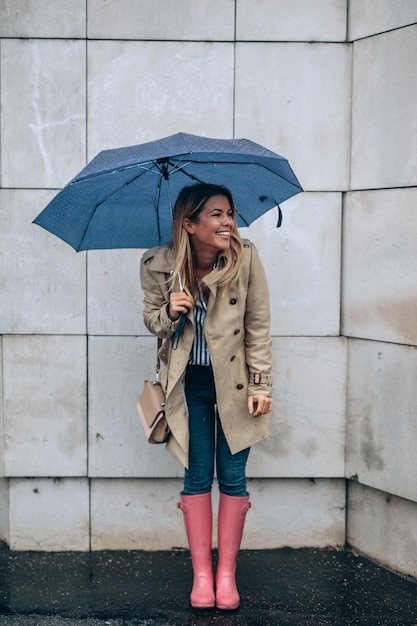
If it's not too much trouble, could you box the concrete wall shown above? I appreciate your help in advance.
[0,0,416,579]
[344,0,417,579]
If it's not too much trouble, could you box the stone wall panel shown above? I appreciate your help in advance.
[236,0,347,42]
[88,335,180,477]
[0,0,86,38]
[348,0,417,40]
[249,337,347,478]
[1,39,86,188]
[87,249,146,336]
[3,336,87,477]
[88,0,234,40]
[342,189,417,346]
[0,190,86,335]
[346,339,417,503]
[9,478,89,551]
[351,26,417,189]
[91,478,346,550]
[87,41,234,158]
[241,192,342,337]
[347,481,417,579]
[235,42,352,192]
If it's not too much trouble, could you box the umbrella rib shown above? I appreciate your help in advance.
[74,160,162,183]
[153,158,193,234]
[154,175,163,245]
[77,168,148,249]
[174,168,206,185]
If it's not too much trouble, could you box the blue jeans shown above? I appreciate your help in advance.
[182,364,250,496]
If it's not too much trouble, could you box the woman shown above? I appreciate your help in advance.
[140,183,273,610]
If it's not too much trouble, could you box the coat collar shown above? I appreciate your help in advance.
[143,244,228,295]
[143,242,250,297]
[142,244,176,272]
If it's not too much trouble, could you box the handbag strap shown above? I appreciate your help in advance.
[156,337,162,382]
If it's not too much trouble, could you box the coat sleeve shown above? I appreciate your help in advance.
[244,243,273,397]
[140,253,179,339]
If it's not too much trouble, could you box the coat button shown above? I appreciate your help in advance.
[230,355,236,361]
[229,298,237,305]
[236,383,244,390]
[233,328,240,335]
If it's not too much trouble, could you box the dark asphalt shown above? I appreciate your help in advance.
[0,547,417,626]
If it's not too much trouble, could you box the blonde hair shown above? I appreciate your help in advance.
[172,183,244,297]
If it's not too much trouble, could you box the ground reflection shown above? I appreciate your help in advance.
[191,610,243,626]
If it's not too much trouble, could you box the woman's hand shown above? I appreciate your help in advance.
[168,291,194,321]
[248,394,272,418]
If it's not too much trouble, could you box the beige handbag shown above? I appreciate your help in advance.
[137,339,170,444]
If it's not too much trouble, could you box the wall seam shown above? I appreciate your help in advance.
[232,0,237,138]
[85,0,91,552]
[348,22,417,43]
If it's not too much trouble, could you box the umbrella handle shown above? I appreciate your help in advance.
[170,273,185,351]
[276,205,282,228]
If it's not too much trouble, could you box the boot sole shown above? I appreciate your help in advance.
[215,602,239,610]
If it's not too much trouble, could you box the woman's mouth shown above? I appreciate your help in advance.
[216,231,230,237]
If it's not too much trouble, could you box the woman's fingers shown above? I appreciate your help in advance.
[168,291,193,319]
[248,394,272,417]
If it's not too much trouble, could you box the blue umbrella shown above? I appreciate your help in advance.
[33,132,303,250]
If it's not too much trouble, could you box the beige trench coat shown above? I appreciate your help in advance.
[140,239,273,468]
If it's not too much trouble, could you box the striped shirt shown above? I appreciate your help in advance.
[188,279,211,366]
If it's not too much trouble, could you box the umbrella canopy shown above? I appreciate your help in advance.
[33,132,303,250]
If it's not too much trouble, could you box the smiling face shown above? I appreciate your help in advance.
[183,194,235,256]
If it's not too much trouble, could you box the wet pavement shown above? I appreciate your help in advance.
[0,547,417,626]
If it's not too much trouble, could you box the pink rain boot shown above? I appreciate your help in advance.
[177,492,215,609]
[215,493,251,610]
